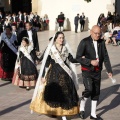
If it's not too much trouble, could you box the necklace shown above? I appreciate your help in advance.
[55,44,63,53]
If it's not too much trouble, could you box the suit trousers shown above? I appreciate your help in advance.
[75,24,78,32]
[82,70,101,101]
[80,21,85,31]
[58,22,64,27]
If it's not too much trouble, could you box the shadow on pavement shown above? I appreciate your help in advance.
[0,81,11,87]
[0,99,31,116]
[97,85,120,116]
[84,84,120,119]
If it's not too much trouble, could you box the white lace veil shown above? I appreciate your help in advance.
[31,34,55,103]
[31,32,79,113]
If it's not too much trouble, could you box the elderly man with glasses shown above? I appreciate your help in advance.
[76,25,113,120]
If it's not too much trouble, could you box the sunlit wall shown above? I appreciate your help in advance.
[34,0,115,31]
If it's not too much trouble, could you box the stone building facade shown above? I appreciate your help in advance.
[0,0,116,31]
[32,0,115,30]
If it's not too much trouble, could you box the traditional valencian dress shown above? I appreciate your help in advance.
[0,32,18,79]
[12,43,39,87]
[30,37,79,116]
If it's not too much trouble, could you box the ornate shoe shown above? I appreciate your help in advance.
[79,111,85,119]
[90,115,103,120]
[51,115,57,118]
[26,87,30,91]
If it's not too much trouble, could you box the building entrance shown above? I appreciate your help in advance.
[116,0,120,15]
[11,0,32,14]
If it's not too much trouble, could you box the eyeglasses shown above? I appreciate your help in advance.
[92,30,101,36]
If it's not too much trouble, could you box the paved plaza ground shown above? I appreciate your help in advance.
[0,31,120,120]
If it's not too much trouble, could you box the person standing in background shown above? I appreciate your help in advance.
[43,14,49,30]
[80,12,86,32]
[23,12,29,24]
[74,14,79,33]
[57,12,65,31]
[0,26,18,81]
[18,22,40,55]
[18,11,24,33]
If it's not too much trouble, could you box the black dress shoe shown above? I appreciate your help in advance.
[90,115,103,120]
[51,115,57,118]
[79,111,85,119]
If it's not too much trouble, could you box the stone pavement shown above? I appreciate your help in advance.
[0,31,120,120]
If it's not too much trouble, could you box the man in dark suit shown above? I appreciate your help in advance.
[18,22,39,54]
[11,23,20,38]
[18,11,24,33]
[33,12,40,31]
[74,14,79,33]
[23,12,29,23]
[80,12,85,32]
[57,12,65,31]
[0,11,3,21]
[76,25,112,120]
[33,12,40,22]
[11,13,18,24]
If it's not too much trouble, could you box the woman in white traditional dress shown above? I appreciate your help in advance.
[30,32,79,120]
[12,37,39,90]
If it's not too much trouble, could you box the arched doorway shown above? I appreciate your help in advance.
[11,0,32,14]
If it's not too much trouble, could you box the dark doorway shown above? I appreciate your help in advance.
[115,0,120,15]
[11,0,32,14]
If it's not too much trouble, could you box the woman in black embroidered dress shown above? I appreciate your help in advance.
[30,32,79,120]
[0,26,18,80]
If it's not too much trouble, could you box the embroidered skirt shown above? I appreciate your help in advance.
[30,63,79,116]
[0,51,14,79]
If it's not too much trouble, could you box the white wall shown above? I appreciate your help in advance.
[37,0,115,31]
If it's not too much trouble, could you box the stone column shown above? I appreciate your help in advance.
[32,0,38,13]
[4,0,12,12]
[37,0,42,15]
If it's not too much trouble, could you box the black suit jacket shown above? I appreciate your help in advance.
[18,14,24,21]
[33,15,40,22]
[0,15,3,21]
[11,16,18,22]
[74,16,79,25]
[57,14,65,22]
[76,36,112,73]
[23,15,29,23]
[18,29,39,51]
[80,15,85,23]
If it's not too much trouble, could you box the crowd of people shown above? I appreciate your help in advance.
[97,11,120,46]
[0,10,116,120]
[0,11,49,34]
